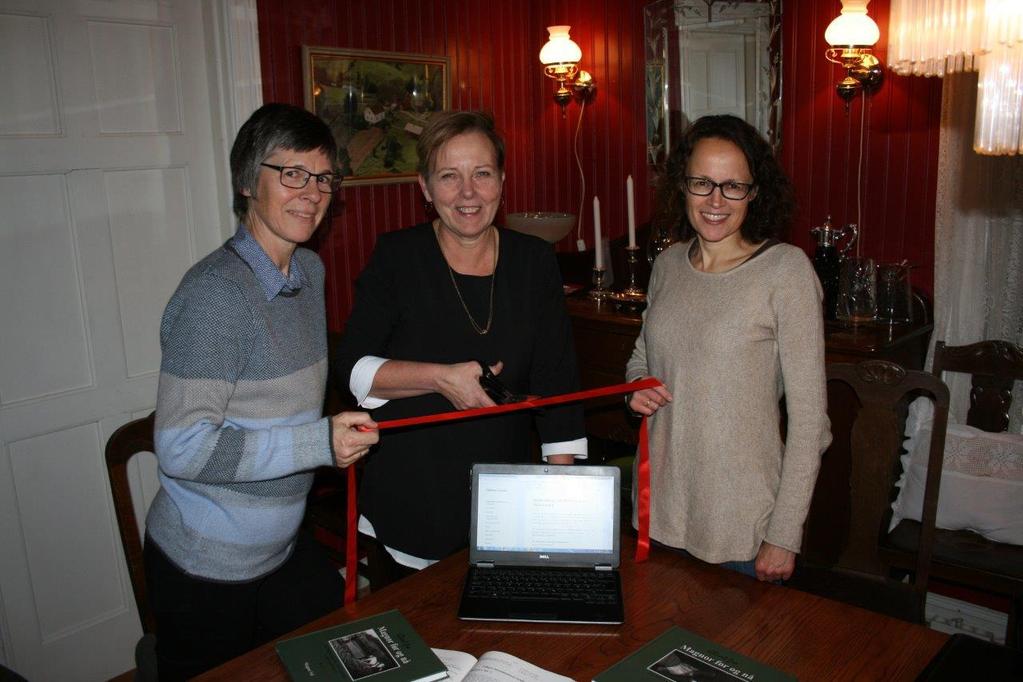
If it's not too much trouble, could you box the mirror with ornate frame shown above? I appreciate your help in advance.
[644,0,782,166]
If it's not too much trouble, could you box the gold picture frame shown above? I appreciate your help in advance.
[302,46,450,186]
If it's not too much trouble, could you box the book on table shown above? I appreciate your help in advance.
[432,649,573,682]
[592,626,796,682]
[275,609,447,681]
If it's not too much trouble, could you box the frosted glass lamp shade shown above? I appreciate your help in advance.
[539,26,581,67]
[825,1,881,47]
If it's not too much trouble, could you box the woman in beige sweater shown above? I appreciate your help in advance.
[627,115,831,582]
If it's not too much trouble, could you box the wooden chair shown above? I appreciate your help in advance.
[106,413,157,634]
[105,412,158,681]
[881,340,1023,648]
[790,360,950,624]
[932,340,1022,432]
[106,410,350,619]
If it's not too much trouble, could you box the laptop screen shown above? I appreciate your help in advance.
[468,464,621,568]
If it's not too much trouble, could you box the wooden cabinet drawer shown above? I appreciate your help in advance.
[572,323,636,383]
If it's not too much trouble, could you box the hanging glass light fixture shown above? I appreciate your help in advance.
[888,0,1023,155]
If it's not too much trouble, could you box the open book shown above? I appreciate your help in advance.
[433,649,573,682]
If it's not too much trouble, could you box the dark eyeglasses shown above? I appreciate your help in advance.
[683,176,755,200]
[260,163,339,193]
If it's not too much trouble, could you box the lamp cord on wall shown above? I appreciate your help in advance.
[575,98,588,248]
[856,88,866,259]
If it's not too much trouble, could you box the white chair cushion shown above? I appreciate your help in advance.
[890,397,1023,545]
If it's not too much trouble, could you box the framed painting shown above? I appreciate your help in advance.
[302,46,450,186]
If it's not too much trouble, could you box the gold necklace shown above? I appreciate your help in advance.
[443,227,498,335]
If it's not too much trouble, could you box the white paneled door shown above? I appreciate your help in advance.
[0,1,231,679]
[680,29,748,122]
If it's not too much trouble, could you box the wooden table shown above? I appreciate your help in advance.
[197,537,946,681]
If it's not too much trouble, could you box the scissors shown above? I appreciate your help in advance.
[476,360,536,404]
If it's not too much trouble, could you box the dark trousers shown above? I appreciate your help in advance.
[143,531,343,681]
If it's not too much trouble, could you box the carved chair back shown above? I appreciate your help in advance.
[826,361,950,582]
[791,360,949,623]
[931,340,1023,432]
[907,339,1023,648]
[104,412,157,634]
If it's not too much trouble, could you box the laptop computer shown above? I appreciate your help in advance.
[457,463,624,624]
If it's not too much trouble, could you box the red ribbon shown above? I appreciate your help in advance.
[343,377,661,604]
[345,446,358,602]
[635,415,651,562]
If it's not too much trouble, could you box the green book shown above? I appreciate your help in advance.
[275,609,448,682]
[592,626,796,682]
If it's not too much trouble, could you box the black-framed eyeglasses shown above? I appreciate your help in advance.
[260,163,339,193]
[683,176,755,200]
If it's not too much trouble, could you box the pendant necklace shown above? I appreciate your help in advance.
[443,226,497,335]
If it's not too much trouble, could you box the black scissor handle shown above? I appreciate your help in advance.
[476,360,526,404]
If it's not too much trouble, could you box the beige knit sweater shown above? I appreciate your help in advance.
[626,240,832,563]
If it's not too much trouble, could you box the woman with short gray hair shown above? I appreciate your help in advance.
[144,103,377,680]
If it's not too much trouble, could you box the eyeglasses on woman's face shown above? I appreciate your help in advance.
[260,163,339,193]
[682,176,755,200]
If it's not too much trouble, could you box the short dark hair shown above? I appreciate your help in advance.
[416,110,505,178]
[652,114,793,244]
[229,103,340,221]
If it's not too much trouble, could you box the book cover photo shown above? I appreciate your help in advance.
[593,626,796,682]
[275,609,447,682]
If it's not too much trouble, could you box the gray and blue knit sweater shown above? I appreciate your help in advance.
[146,226,333,581]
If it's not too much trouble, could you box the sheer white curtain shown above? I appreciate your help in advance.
[932,72,1023,432]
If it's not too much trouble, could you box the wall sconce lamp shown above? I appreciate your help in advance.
[825,0,884,105]
[539,25,596,116]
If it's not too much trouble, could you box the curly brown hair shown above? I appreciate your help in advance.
[652,115,793,244]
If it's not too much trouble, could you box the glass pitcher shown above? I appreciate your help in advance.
[810,216,857,319]
[876,262,913,324]
[836,257,877,323]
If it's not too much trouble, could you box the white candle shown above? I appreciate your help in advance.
[593,196,603,270]
[626,175,636,249]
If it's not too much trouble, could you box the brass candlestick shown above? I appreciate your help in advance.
[622,246,645,296]
[589,267,610,300]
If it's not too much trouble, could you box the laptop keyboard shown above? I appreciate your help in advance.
[467,567,619,605]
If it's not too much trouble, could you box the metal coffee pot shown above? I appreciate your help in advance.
[810,216,858,320]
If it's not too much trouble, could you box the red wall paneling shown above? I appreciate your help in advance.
[780,0,940,296]
[256,0,941,328]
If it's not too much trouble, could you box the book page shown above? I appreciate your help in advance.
[433,648,479,682]
[465,650,574,682]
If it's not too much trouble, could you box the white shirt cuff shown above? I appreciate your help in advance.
[541,436,588,461]
[350,355,390,409]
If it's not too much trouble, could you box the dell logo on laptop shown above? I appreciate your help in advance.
[538,554,550,560]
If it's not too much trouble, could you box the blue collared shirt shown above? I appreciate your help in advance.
[229,225,307,300]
